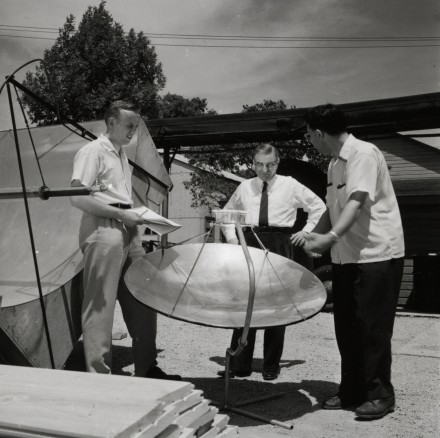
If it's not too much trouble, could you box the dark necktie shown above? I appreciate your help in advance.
[259,181,269,226]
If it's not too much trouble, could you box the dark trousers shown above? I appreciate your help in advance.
[229,231,310,373]
[332,258,404,401]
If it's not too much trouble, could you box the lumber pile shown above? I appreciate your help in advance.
[0,365,238,437]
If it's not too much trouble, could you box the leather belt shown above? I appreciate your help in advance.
[243,226,294,234]
[109,203,132,210]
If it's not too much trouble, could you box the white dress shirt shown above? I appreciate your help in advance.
[222,174,326,242]
[327,134,405,264]
[71,134,133,205]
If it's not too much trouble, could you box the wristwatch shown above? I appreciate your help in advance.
[328,230,340,242]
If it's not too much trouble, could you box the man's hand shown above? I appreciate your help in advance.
[290,230,309,247]
[227,238,239,245]
[118,210,146,228]
[303,232,333,255]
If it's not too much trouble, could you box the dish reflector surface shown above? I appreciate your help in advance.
[125,243,327,328]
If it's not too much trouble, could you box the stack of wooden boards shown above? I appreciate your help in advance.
[0,365,238,437]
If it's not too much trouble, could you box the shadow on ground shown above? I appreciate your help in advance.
[209,355,305,373]
[185,376,337,428]
[64,341,150,376]
[64,343,338,428]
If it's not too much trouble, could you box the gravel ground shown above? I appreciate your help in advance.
[66,307,440,438]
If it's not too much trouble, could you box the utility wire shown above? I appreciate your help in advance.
[144,33,440,41]
[0,34,56,40]
[0,24,439,40]
[1,24,439,48]
[151,43,440,49]
[0,28,59,34]
[0,34,438,48]
[0,24,59,30]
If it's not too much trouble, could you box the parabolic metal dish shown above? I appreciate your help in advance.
[125,243,327,329]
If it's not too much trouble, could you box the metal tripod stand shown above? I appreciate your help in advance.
[215,223,293,430]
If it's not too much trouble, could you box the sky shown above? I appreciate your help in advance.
[0,0,439,133]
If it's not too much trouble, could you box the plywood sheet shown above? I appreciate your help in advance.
[0,365,193,438]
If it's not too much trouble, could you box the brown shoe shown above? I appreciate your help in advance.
[355,397,395,420]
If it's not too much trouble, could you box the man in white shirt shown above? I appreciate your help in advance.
[219,144,326,381]
[304,103,404,420]
[71,100,180,380]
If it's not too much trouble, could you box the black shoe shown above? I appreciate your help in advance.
[262,368,280,381]
[355,397,395,420]
[217,369,252,378]
[145,366,182,381]
[322,394,362,410]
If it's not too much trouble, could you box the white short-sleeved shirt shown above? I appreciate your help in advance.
[327,134,405,264]
[71,134,133,205]
[222,174,326,242]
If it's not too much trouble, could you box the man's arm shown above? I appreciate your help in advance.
[220,186,242,244]
[290,184,326,247]
[305,149,377,254]
[312,208,332,234]
[304,191,367,254]
[70,179,144,227]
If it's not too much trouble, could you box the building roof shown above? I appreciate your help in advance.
[164,153,245,184]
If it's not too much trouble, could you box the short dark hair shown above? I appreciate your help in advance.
[253,143,280,160]
[304,103,347,135]
[104,100,140,125]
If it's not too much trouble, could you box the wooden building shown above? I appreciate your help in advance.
[375,134,440,310]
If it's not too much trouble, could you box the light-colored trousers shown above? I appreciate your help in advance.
[79,213,157,375]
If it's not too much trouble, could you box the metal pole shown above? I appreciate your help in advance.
[223,223,256,407]
[235,224,256,350]
[0,185,105,200]
[218,222,293,430]
[6,82,56,369]
[160,145,171,248]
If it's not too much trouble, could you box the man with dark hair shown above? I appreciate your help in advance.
[219,143,326,381]
[71,100,180,380]
[304,103,404,419]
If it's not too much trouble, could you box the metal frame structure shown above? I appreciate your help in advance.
[2,79,101,369]
[217,223,293,430]
[146,92,440,149]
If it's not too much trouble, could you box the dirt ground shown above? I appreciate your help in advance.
[65,306,440,438]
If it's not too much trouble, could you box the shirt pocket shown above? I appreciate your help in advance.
[336,182,348,208]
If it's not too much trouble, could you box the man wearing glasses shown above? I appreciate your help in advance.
[219,143,326,381]
[303,104,404,420]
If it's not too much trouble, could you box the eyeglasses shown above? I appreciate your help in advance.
[254,160,279,170]
[305,127,319,141]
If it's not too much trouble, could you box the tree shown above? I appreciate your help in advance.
[21,1,166,125]
[183,99,330,209]
[158,93,216,119]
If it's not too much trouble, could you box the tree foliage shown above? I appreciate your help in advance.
[158,93,216,119]
[21,1,166,125]
[183,99,330,210]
